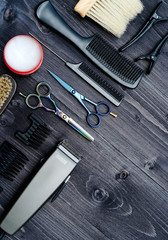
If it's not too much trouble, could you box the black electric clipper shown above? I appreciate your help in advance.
[0,142,80,237]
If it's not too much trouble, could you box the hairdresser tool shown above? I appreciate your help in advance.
[135,33,168,74]
[3,35,43,75]
[120,1,168,52]
[0,74,17,115]
[48,71,117,127]
[15,114,50,148]
[0,230,5,240]
[74,0,143,38]
[0,142,80,236]
[20,82,94,141]
[29,33,124,106]
[0,141,28,181]
[36,1,144,89]
[51,175,71,202]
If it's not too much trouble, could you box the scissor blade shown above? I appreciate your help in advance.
[48,70,73,93]
[56,107,94,141]
[68,117,94,142]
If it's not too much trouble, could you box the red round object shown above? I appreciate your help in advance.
[3,35,43,75]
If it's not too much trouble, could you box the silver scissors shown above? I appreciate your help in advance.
[48,71,117,127]
[19,82,94,141]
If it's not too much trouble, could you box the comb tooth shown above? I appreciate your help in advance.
[11,162,23,170]
[0,172,14,181]
[17,152,28,161]
[3,156,24,170]
[3,155,14,168]
[33,124,49,135]
[39,126,50,134]
[0,141,27,181]
[29,130,49,142]
[28,136,43,145]
[8,164,20,174]
[6,167,19,175]
[29,127,49,138]
[15,157,27,165]
[28,131,45,141]
[86,35,143,87]
[30,142,40,149]
[15,132,30,145]
[16,114,50,148]
[16,153,28,162]
[0,165,14,181]
[30,113,48,127]
[29,138,44,147]
[29,134,44,142]
[79,62,124,105]
[35,123,50,133]
[5,172,15,180]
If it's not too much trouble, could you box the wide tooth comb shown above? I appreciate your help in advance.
[15,114,50,148]
[0,142,28,181]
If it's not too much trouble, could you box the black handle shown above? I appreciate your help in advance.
[36,1,87,47]
[0,229,5,239]
[51,175,71,202]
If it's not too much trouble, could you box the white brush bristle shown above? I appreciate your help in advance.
[87,0,143,38]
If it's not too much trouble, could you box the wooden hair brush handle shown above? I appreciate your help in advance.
[74,0,97,17]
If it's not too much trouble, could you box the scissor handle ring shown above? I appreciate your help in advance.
[96,102,111,116]
[26,94,41,109]
[87,112,101,128]
[36,82,51,97]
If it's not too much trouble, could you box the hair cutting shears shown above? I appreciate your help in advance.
[48,71,116,127]
[19,82,94,141]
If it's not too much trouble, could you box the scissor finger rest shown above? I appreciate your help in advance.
[96,102,111,116]
[26,94,42,109]
[87,113,101,128]
[36,82,51,96]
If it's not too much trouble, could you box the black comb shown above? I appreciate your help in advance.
[15,114,50,148]
[0,141,28,181]
[78,62,124,106]
[36,0,144,89]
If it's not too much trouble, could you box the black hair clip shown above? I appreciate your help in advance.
[135,33,168,74]
[120,1,168,51]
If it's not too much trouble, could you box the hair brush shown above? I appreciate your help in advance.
[36,1,144,89]
[74,0,143,38]
[0,74,17,115]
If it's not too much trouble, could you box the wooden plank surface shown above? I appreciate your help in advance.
[0,0,167,239]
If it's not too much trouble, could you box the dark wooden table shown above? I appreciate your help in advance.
[0,0,168,239]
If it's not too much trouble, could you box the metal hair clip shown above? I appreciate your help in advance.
[120,1,168,51]
[135,33,168,74]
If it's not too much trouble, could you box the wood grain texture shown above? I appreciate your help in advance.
[0,0,167,239]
